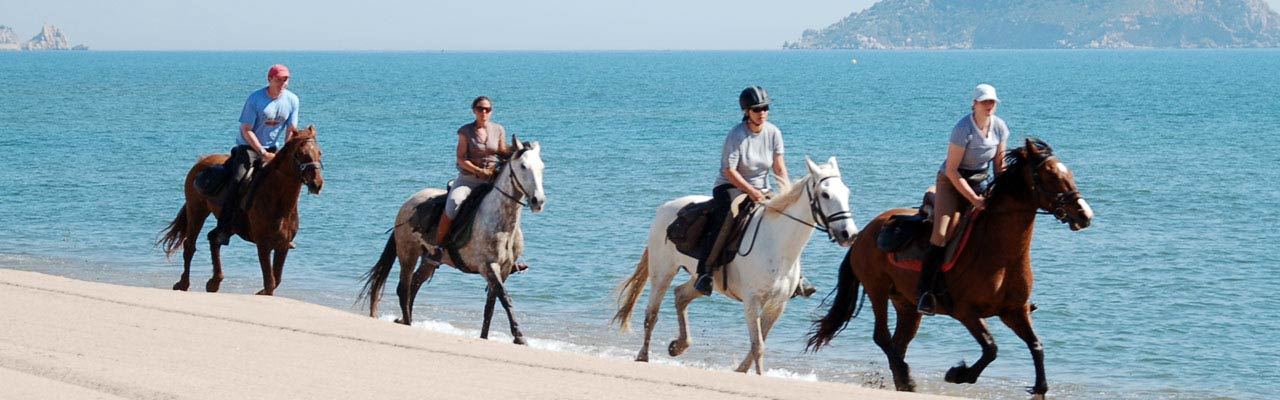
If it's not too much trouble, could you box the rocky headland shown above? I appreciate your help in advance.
[787,0,1280,49]
[0,24,88,51]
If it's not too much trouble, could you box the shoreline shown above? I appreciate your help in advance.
[0,268,958,399]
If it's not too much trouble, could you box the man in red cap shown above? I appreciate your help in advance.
[208,64,301,246]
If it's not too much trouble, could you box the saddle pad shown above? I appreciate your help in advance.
[887,209,983,273]
[667,199,715,258]
[408,183,494,252]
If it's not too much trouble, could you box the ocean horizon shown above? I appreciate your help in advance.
[1,49,1277,399]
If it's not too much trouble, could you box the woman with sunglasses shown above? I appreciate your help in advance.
[693,86,803,296]
[916,83,1010,316]
[208,64,300,246]
[428,96,512,261]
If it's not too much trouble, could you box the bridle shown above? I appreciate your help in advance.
[294,139,323,179]
[493,155,533,208]
[764,174,853,243]
[1029,155,1082,224]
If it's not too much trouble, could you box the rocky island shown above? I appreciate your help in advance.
[786,0,1280,49]
[0,24,88,51]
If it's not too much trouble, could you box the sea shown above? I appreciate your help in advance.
[1,50,1277,400]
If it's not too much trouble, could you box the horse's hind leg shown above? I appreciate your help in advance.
[944,315,998,386]
[408,261,437,318]
[176,205,209,291]
[269,246,290,290]
[484,263,526,345]
[872,294,916,391]
[207,238,227,293]
[667,276,699,357]
[1000,307,1048,399]
[393,252,420,325]
[637,261,677,361]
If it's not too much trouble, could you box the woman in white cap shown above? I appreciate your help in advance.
[917,83,1010,315]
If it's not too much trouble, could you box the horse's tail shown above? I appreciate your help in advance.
[610,247,650,332]
[806,248,863,352]
[156,206,189,259]
[356,233,398,315]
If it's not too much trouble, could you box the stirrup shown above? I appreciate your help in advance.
[917,292,938,316]
[694,274,713,295]
[424,244,445,263]
[792,277,817,299]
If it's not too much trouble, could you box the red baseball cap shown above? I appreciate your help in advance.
[268,64,290,79]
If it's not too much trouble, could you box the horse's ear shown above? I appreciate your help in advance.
[826,156,838,171]
[512,135,525,151]
[1024,137,1040,156]
[805,156,820,175]
[306,124,315,133]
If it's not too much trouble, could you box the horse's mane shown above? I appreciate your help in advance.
[492,141,534,177]
[261,128,318,176]
[763,165,831,211]
[989,137,1052,202]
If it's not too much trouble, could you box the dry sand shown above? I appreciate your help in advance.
[0,269,961,400]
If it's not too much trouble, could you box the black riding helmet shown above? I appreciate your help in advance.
[738,86,772,110]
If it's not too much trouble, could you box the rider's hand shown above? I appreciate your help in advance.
[749,188,766,202]
[971,196,986,212]
[480,167,496,180]
[262,151,276,164]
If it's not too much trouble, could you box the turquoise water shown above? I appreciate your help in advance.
[1,50,1277,399]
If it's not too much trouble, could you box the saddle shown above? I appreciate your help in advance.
[194,151,267,211]
[666,195,754,268]
[878,190,981,273]
[408,182,495,255]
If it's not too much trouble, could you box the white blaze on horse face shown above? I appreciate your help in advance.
[816,165,859,246]
[519,143,547,212]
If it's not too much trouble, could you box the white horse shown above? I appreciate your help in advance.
[613,156,859,373]
[359,138,546,344]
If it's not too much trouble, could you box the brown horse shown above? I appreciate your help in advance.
[806,137,1093,399]
[158,126,324,295]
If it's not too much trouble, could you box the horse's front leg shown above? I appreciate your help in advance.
[1001,307,1048,399]
[206,239,226,293]
[255,245,276,295]
[734,296,764,374]
[480,285,497,339]
[872,293,915,391]
[484,263,525,345]
[945,314,998,385]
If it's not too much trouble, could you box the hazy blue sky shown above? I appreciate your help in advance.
[2,0,1278,50]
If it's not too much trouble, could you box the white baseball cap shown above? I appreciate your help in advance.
[972,84,999,102]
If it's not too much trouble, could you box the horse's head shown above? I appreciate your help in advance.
[803,156,860,246]
[507,136,546,212]
[284,125,324,195]
[1006,137,1093,231]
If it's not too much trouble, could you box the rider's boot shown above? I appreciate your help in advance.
[916,245,945,316]
[695,207,737,296]
[429,214,453,262]
[207,184,239,246]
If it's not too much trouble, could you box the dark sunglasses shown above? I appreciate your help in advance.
[272,76,289,82]
[749,105,770,113]
[473,106,493,113]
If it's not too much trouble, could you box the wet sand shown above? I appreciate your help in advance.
[0,269,960,399]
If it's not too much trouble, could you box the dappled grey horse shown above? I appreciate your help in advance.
[359,139,546,344]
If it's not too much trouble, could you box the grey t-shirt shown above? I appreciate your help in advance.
[938,114,1009,172]
[457,121,505,178]
[715,121,784,190]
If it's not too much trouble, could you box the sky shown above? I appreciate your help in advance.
[2,0,1279,50]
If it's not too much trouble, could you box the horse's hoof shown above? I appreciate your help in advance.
[514,263,530,273]
[1029,394,1046,400]
[205,279,221,293]
[945,362,975,384]
[895,378,917,392]
[635,354,649,362]
[255,289,273,296]
[173,281,189,291]
[667,340,688,357]
[513,336,527,345]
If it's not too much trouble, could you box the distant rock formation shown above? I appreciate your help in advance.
[0,23,88,51]
[787,0,1280,49]
[0,25,20,51]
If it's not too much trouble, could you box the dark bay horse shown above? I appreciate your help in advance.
[158,126,324,295]
[358,139,545,345]
[806,138,1093,399]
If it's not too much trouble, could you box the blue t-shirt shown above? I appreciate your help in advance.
[938,113,1008,172]
[237,87,299,149]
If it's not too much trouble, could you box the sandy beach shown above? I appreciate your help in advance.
[0,269,959,400]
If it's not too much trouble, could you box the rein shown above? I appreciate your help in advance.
[491,158,531,207]
[741,174,850,256]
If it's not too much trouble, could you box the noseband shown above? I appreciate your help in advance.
[766,175,852,243]
[294,138,323,178]
[1030,155,1082,224]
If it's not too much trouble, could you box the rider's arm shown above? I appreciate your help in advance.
[724,168,764,202]
[240,123,269,156]
[456,133,489,177]
[993,140,1007,176]
[943,143,983,207]
[772,153,789,188]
